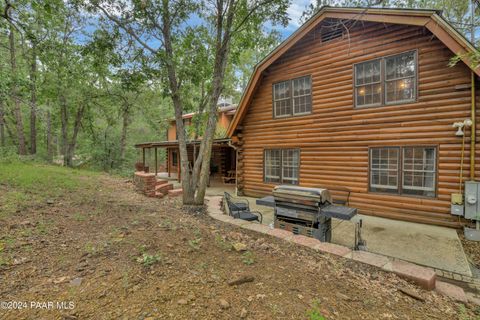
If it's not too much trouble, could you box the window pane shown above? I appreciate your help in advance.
[355,60,380,86]
[274,81,292,117]
[355,60,381,107]
[386,77,415,103]
[265,150,281,183]
[282,149,299,185]
[370,147,399,193]
[293,76,312,115]
[402,147,436,197]
[386,51,415,80]
[385,51,416,104]
[356,84,381,107]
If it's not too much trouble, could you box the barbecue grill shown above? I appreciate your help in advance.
[257,185,358,243]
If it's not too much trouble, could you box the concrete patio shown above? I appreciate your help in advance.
[205,184,473,278]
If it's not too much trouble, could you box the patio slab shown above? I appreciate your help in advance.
[205,188,472,277]
[331,215,472,277]
[235,195,471,277]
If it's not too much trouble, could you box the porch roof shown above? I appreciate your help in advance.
[135,138,231,149]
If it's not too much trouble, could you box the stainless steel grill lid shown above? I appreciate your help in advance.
[272,185,332,206]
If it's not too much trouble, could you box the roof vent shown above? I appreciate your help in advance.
[320,25,343,43]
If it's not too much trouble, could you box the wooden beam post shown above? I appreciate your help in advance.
[142,147,146,171]
[155,147,158,177]
[168,148,171,177]
[177,147,181,182]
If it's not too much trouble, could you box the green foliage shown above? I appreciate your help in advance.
[306,300,327,320]
[215,234,232,250]
[188,238,202,250]
[137,253,162,267]
[0,160,97,217]
[242,251,255,265]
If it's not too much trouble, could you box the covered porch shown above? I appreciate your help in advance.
[135,138,237,186]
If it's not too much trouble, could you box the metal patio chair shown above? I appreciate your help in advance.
[224,192,263,223]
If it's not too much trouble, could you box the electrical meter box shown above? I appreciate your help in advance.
[465,181,480,220]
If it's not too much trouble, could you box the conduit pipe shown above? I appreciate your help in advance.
[471,71,476,180]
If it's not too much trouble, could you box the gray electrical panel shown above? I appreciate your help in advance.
[465,181,480,220]
[451,204,464,216]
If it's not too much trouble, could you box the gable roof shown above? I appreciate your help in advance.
[227,6,480,137]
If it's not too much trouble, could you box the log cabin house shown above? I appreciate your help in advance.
[227,7,480,228]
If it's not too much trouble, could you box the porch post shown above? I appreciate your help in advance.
[177,147,181,182]
[167,148,171,177]
[142,147,146,171]
[154,147,158,177]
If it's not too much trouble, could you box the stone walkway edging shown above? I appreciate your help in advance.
[205,196,470,301]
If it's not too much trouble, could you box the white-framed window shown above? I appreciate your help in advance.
[355,59,382,107]
[402,147,436,197]
[264,149,299,185]
[273,76,311,117]
[292,76,312,115]
[370,147,399,193]
[354,50,417,108]
[369,146,436,197]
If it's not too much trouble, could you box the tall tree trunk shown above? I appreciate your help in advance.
[194,1,234,204]
[65,104,86,167]
[161,1,196,205]
[60,94,69,166]
[46,110,53,162]
[29,42,38,154]
[9,25,27,155]
[119,104,129,161]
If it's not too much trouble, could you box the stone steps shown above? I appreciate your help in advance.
[155,183,174,195]
[168,189,183,197]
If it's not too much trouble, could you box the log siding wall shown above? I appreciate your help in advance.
[237,21,480,227]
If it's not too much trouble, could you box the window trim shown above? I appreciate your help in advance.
[272,75,312,119]
[263,148,300,185]
[354,50,418,109]
[368,145,438,199]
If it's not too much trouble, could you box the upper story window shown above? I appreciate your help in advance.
[273,80,292,117]
[354,51,417,108]
[385,51,416,104]
[273,75,311,118]
[355,59,381,107]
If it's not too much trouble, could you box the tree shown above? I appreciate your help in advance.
[5,7,27,155]
[89,0,290,205]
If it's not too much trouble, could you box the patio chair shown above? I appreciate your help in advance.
[224,192,263,223]
[222,170,236,184]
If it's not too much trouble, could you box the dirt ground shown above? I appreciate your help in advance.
[0,168,479,319]
[460,233,480,269]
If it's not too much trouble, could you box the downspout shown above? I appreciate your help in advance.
[471,71,476,181]
[228,140,239,196]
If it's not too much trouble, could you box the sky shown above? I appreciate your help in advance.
[286,0,314,29]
